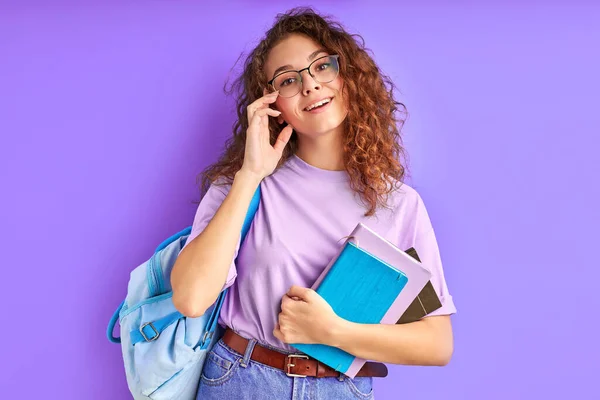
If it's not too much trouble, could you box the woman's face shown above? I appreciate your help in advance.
[264,34,348,138]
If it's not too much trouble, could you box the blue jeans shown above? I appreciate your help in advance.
[196,337,375,399]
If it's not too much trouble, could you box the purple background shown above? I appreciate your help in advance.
[1,1,598,399]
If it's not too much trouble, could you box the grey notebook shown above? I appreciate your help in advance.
[396,247,443,324]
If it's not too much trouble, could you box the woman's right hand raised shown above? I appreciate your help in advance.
[240,91,294,180]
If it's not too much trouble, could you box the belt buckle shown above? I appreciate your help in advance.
[285,354,310,378]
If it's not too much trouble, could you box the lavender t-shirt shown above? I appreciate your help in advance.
[183,154,456,352]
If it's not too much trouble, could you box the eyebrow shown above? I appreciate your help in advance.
[271,49,328,78]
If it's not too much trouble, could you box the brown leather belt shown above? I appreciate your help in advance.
[222,328,388,378]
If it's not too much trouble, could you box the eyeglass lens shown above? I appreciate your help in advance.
[272,56,339,98]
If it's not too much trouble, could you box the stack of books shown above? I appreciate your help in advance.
[292,223,442,378]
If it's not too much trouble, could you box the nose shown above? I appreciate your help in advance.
[300,70,321,96]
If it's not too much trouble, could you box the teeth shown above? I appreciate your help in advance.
[305,98,331,111]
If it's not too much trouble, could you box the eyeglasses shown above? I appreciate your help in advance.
[267,54,340,98]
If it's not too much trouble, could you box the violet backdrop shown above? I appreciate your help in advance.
[1,1,598,399]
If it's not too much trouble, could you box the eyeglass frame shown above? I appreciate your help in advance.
[267,54,341,97]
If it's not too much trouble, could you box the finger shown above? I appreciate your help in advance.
[273,323,283,341]
[247,92,279,119]
[287,285,311,301]
[248,109,281,132]
[247,101,269,120]
[281,295,292,309]
[278,313,290,329]
[254,108,281,118]
[273,124,293,154]
[247,110,281,133]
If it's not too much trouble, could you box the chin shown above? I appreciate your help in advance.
[295,122,344,138]
[294,114,348,138]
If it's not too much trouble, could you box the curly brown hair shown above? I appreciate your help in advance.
[199,7,409,216]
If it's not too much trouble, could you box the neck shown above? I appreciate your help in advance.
[294,126,345,171]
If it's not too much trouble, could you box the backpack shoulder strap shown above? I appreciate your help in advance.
[107,185,262,344]
[242,185,261,240]
[198,185,261,348]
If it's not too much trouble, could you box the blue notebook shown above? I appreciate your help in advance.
[293,242,408,373]
[292,222,432,377]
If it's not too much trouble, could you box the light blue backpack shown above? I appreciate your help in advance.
[107,187,260,400]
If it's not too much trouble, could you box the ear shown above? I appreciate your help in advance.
[278,116,285,124]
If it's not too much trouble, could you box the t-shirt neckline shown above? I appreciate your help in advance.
[288,154,349,183]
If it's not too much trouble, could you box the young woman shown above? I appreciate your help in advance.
[171,7,456,400]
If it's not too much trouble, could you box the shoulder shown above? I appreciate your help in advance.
[202,176,234,199]
[384,179,434,236]
[386,180,424,213]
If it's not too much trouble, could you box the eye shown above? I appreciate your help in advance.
[317,62,330,71]
[279,77,297,87]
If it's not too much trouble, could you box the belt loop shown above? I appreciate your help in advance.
[240,338,257,368]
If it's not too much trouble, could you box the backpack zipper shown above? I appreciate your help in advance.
[147,253,165,297]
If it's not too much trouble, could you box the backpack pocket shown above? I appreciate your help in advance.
[119,293,211,399]
[145,352,207,400]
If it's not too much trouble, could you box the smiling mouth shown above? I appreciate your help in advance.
[304,97,333,112]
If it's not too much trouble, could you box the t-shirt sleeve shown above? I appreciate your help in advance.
[413,194,457,317]
[179,181,241,290]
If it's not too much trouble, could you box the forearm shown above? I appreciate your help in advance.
[171,169,262,317]
[328,316,453,366]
